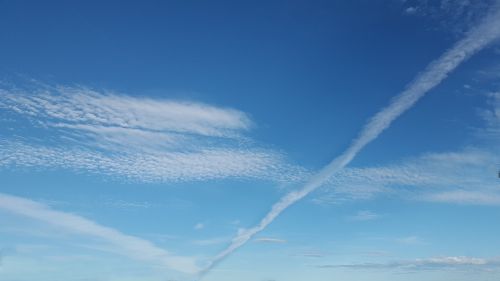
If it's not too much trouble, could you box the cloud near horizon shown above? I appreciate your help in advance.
[318,256,500,271]
[0,193,199,274]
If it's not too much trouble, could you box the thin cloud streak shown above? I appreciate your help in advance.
[201,3,500,276]
[401,0,497,34]
[423,190,500,205]
[0,193,199,274]
[349,210,380,221]
[254,237,287,243]
[318,256,500,271]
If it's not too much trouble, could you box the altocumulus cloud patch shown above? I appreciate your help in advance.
[0,83,305,183]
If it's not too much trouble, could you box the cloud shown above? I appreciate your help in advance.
[316,145,500,206]
[396,236,425,245]
[0,141,302,183]
[0,248,4,267]
[405,6,418,14]
[194,223,205,230]
[192,237,229,246]
[478,92,500,139]
[201,3,500,276]
[300,251,326,258]
[101,199,155,209]
[0,84,251,139]
[348,210,381,221]
[423,190,500,205]
[0,193,199,274]
[400,0,498,34]
[316,91,500,205]
[318,256,500,271]
[314,149,499,204]
[0,83,306,183]
[254,238,287,244]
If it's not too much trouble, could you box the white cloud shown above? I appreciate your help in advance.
[0,193,199,275]
[101,199,154,209]
[254,237,287,244]
[0,84,306,183]
[194,223,205,230]
[192,237,229,246]
[405,6,418,14]
[349,210,381,221]
[0,85,251,138]
[318,256,500,271]
[423,190,500,205]
[315,143,500,206]
[478,92,500,139]
[396,236,425,245]
[400,0,498,34]
[315,147,500,206]
[0,248,4,266]
[299,251,326,258]
[0,140,302,183]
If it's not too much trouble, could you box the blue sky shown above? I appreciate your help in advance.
[1,1,500,280]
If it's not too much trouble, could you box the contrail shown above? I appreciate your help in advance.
[200,2,500,277]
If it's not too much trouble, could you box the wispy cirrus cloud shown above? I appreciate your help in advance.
[0,83,305,183]
[192,237,229,246]
[423,190,500,205]
[254,237,287,244]
[0,248,4,267]
[401,0,498,34]
[0,193,199,274]
[101,199,155,209]
[298,250,327,258]
[194,223,205,231]
[348,210,381,221]
[318,256,500,271]
[316,147,500,206]
[478,92,500,139]
[396,236,426,245]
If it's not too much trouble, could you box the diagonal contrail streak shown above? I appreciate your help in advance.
[200,2,500,277]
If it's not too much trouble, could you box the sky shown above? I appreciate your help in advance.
[0,1,500,281]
